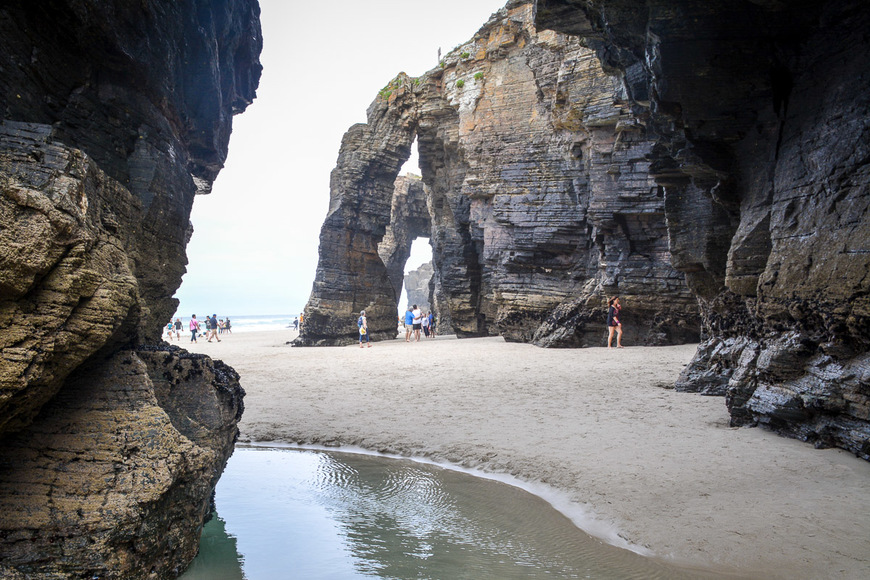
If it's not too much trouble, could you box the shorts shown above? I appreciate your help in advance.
[413,323,421,330]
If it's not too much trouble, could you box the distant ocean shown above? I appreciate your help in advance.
[224,314,298,333]
[169,314,298,333]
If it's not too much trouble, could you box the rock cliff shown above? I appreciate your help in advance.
[404,262,434,312]
[378,175,431,305]
[299,0,699,347]
[0,0,261,576]
[536,0,870,457]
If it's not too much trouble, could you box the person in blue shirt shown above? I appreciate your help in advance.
[403,306,415,342]
[358,310,371,348]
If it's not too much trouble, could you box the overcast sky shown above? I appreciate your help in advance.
[173,0,508,317]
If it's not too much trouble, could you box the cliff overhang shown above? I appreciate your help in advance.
[0,0,262,575]
[535,0,870,458]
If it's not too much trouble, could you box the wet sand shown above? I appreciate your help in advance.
[185,330,870,579]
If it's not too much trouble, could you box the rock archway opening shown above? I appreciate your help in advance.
[398,237,433,316]
[400,137,421,177]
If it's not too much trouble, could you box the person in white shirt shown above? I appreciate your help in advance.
[412,305,423,342]
[421,312,430,337]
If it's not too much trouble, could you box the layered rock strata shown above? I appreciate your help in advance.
[0,0,261,575]
[536,0,870,457]
[299,0,698,347]
[296,88,417,346]
[404,262,434,312]
[378,175,431,304]
[0,347,244,578]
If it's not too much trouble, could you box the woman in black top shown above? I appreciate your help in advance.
[607,296,623,348]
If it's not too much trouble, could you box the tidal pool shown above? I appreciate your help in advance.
[180,447,732,579]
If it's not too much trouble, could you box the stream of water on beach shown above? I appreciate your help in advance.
[180,447,733,580]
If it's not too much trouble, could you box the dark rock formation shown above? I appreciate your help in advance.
[378,175,431,304]
[299,0,699,348]
[0,0,261,575]
[404,262,434,312]
[295,79,418,346]
[536,0,870,457]
[0,346,244,578]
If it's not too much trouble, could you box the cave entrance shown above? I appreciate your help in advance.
[398,237,433,316]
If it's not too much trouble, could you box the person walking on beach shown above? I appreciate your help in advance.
[607,296,623,349]
[421,312,430,337]
[412,304,423,342]
[225,318,232,334]
[358,310,371,348]
[208,314,221,342]
[174,318,182,340]
[404,306,414,342]
[189,314,199,343]
[428,312,436,338]
[293,317,299,331]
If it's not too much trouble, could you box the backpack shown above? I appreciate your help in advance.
[357,316,363,327]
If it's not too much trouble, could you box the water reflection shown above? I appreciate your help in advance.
[179,512,245,580]
[181,448,734,579]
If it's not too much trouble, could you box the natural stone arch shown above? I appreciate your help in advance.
[416,113,493,338]
[299,2,700,348]
[295,74,420,345]
[378,174,431,303]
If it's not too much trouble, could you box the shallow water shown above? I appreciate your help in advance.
[180,447,732,579]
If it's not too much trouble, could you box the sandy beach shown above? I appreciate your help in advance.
[185,330,870,578]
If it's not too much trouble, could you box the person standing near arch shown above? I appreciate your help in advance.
[404,306,414,342]
[358,310,371,348]
[421,311,430,337]
[412,304,423,342]
[607,296,623,349]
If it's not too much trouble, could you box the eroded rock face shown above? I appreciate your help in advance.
[300,0,698,348]
[536,0,870,457]
[296,91,417,346]
[0,347,244,579]
[0,0,261,574]
[378,175,431,304]
[404,262,434,312]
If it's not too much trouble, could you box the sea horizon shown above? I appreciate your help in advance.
[168,313,300,333]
